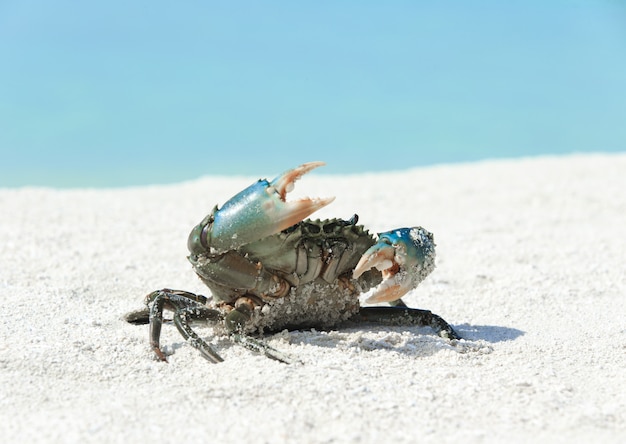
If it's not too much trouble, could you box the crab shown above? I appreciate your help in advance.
[124,162,459,363]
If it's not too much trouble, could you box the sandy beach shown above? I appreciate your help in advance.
[1,153,624,443]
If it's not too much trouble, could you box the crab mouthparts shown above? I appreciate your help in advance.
[267,162,335,231]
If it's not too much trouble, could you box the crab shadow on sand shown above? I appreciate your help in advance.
[158,322,525,362]
[453,323,525,343]
[264,323,526,361]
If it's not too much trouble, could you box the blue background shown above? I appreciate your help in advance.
[1,1,625,187]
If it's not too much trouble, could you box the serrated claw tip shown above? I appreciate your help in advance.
[268,162,333,231]
[271,161,326,201]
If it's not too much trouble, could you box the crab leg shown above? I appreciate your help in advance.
[230,333,294,364]
[354,306,460,339]
[222,300,294,364]
[144,289,224,363]
[173,305,225,364]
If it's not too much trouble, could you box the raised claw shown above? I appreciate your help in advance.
[353,227,436,304]
[205,162,334,253]
[265,161,335,231]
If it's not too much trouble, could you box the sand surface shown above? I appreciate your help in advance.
[1,154,625,443]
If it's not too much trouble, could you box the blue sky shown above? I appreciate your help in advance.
[1,1,625,187]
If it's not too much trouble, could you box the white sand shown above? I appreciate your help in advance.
[1,154,625,443]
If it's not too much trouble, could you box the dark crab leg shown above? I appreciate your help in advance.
[173,306,225,363]
[354,306,461,340]
[127,289,294,364]
[143,289,224,363]
[124,290,211,325]
[222,304,294,364]
[123,306,152,325]
[230,333,294,364]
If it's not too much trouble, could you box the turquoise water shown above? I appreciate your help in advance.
[2,1,625,187]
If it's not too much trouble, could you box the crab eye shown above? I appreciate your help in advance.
[201,224,211,249]
[187,214,214,256]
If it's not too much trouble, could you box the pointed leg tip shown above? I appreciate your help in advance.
[264,348,296,364]
[200,348,225,363]
[443,327,461,341]
[123,307,151,325]
[152,347,169,362]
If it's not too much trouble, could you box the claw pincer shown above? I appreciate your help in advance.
[354,227,436,304]
[190,161,334,254]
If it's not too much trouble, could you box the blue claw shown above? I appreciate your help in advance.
[193,162,334,254]
[353,227,436,303]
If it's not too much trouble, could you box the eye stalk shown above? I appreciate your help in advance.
[187,209,216,256]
